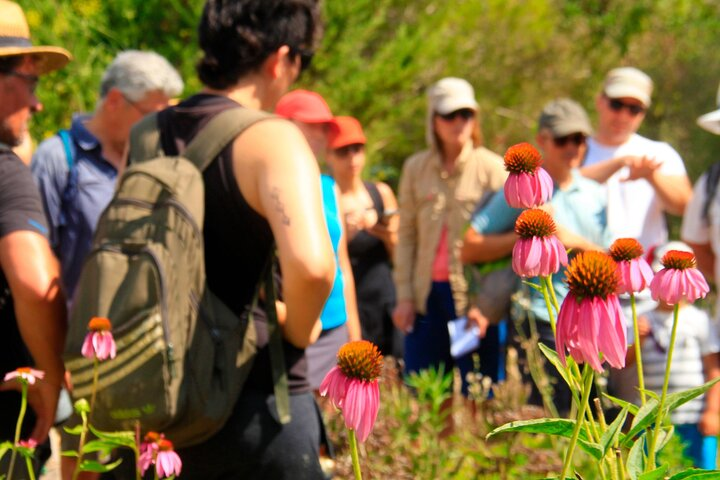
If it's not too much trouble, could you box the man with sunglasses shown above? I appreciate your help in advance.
[582,67,692,251]
[461,98,612,414]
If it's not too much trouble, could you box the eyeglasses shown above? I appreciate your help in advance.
[4,71,39,94]
[553,132,586,147]
[333,144,364,157]
[437,108,475,122]
[290,46,314,73]
[122,93,157,116]
[607,97,646,116]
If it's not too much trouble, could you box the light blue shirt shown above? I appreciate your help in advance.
[319,174,347,330]
[470,170,613,322]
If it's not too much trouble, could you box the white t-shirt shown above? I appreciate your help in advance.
[585,134,687,250]
[682,171,720,320]
[641,305,720,425]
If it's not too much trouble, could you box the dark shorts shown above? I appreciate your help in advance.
[404,281,503,396]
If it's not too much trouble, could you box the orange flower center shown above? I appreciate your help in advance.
[337,340,383,382]
[158,439,174,452]
[565,251,619,299]
[514,209,556,238]
[88,317,112,332]
[504,142,543,174]
[608,238,644,262]
[143,431,161,443]
[661,250,696,270]
[16,367,32,375]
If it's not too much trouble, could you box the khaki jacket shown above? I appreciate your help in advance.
[394,141,507,315]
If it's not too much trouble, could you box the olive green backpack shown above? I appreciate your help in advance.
[64,108,290,448]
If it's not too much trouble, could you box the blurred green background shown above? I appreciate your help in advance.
[24,0,720,190]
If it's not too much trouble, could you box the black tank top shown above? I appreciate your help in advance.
[156,94,309,394]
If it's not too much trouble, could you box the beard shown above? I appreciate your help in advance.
[0,119,23,147]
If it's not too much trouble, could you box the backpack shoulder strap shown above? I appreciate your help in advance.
[703,161,720,220]
[58,129,75,169]
[128,113,162,164]
[183,108,274,172]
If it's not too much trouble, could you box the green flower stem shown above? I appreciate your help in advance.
[630,293,647,405]
[73,357,99,480]
[560,364,593,480]
[540,276,557,336]
[24,454,36,480]
[544,275,561,314]
[7,382,29,480]
[646,304,680,471]
[349,429,363,480]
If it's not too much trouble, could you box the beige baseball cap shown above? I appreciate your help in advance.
[538,98,592,137]
[603,67,653,107]
[428,77,478,115]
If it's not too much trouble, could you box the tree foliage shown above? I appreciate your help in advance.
[24,0,720,184]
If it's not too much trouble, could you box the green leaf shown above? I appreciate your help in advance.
[61,450,79,458]
[654,425,674,453]
[63,424,84,435]
[538,343,574,389]
[81,440,120,457]
[88,425,137,449]
[78,458,123,473]
[600,406,628,455]
[622,398,660,448]
[669,469,720,479]
[626,434,646,480]
[487,418,602,460]
[665,377,720,413]
[639,464,669,480]
[522,280,542,292]
[603,392,639,416]
[0,442,10,462]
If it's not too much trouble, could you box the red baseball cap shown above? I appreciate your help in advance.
[275,89,338,129]
[328,116,366,149]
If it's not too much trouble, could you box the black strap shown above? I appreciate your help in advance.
[702,161,720,221]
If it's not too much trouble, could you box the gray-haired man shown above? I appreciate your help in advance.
[31,50,184,301]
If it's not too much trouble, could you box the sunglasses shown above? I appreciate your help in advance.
[5,71,39,94]
[290,46,314,73]
[333,143,364,157]
[553,132,586,147]
[437,108,475,122]
[607,97,646,116]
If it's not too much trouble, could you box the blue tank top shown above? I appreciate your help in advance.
[320,174,347,329]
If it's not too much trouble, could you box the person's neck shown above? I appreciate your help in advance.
[553,170,573,190]
[84,114,126,171]
[440,142,464,172]
[202,74,270,111]
[335,174,363,194]
[594,130,631,148]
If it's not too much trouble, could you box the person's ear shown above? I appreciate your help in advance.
[263,45,293,80]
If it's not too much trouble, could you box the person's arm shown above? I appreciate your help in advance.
[235,119,335,349]
[0,231,66,443]
[647,171,692,216]
[392,159,419,333]
[366,181,398,258]
[700,352,720,436]
[335,193,362,342]
[461,229,516,264]
[580,156,628,183]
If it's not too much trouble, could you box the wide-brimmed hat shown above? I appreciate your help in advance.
[0,0,71,74]
[697,83,720,135]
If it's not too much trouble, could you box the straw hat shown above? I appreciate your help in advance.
[0,0,71,74]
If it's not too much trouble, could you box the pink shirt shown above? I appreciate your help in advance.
[431,225,450,281]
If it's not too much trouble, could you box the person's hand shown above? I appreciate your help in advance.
[466,306,489,338]
[0,375,60,443]
[367,221,396,244]
[392,300,416,334]
[700,409,720,436]
[637,315,651,342]
[621,155,661,181]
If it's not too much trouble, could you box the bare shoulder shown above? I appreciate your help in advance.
[375,181,397,200]
[232,117,310,165]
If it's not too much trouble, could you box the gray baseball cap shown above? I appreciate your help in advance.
[603,67,653,107]
[538,98,593,137]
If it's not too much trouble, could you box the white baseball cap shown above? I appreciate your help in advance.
[697,82,720,135]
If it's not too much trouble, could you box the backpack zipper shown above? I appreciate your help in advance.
[91,243,175,379]
[112,197,201,238]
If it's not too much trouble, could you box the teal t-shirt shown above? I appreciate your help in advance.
[469,170,613,322]
[319,174,347,329]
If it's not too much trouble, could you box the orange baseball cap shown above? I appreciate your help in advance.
[275,89,338,129]
[328,116,366,149]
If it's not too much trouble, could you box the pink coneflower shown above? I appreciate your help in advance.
[3,367,44,385]
[503,142,554,209]
[16,439,37,449]
[649,250,709,305]
[139,433,181,479]
[512,209,568,278]
[556,251,627,373]
[81,316,117,361]
[608,238,654,294]
[320,340,383,443]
